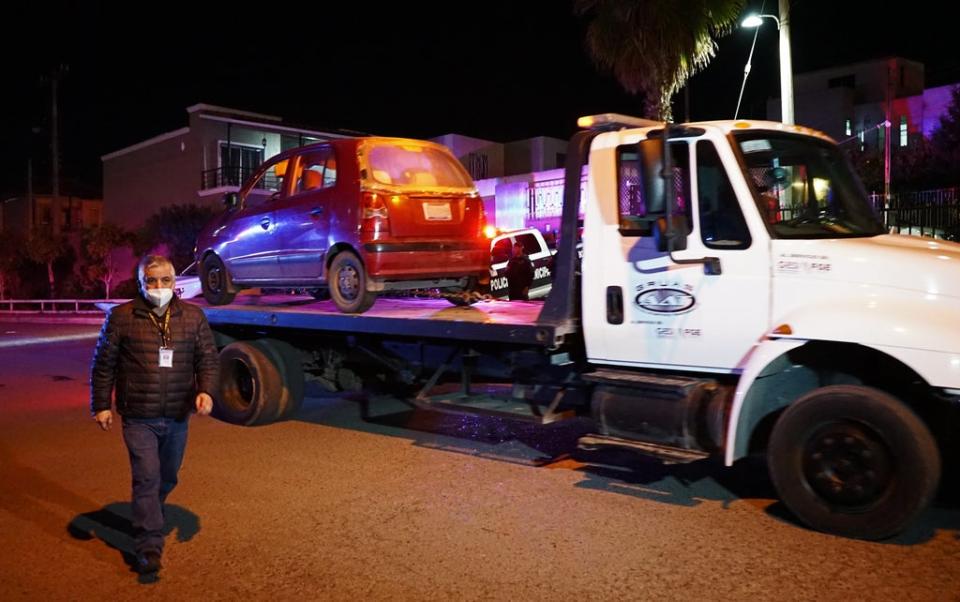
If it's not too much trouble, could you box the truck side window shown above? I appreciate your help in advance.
[617,142,692,236]
[696,141,751,250]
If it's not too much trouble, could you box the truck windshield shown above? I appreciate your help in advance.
[366,142,475,189]
[732,132,885,239]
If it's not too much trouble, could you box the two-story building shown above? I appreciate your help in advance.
[767,57,957,151]
[102,104,356,230]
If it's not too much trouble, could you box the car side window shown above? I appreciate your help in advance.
[296,147,337,194]
[491,238,511,263]
[514,233,540,255]
[244,159,289,208]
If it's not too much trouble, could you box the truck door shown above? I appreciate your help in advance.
[582,135,771,372]
[273,147,335,280]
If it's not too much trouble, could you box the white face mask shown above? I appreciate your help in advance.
[145,288,174,307]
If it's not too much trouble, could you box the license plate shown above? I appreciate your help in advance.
[422,202,452,221]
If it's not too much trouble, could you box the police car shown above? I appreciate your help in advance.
[487,228,556,300]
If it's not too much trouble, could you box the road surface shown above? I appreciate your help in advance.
[1,318,958,600]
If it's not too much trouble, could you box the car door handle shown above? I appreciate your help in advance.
[260,217,270,229]
[310,207,324,217]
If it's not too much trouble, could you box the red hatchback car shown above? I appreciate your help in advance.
[196,137,490,313]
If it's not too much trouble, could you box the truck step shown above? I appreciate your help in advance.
[583,368,716,393]
[577,434,710,464]
[411,391,576,425]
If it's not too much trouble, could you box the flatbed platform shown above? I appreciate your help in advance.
[193,294,577,347]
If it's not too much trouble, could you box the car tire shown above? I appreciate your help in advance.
[215,341,283,426]
[767,385,940,540]
[328,251,376,314]
[201,254,237,305]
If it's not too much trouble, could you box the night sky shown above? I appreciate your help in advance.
[3,0,955,198]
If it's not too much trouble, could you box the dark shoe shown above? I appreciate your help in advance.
[136,550,162,574]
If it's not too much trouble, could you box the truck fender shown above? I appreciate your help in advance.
[723,337,807,466]
[768,301,960,388]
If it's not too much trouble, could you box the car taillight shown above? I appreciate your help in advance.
[361,192,391,237]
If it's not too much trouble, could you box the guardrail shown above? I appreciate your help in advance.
[0,299,130,314]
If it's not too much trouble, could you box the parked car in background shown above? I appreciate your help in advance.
[195,137,490,313]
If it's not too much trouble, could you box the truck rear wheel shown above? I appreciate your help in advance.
[329,251,376,314]
[253,338,305,420]
[216,341,283,425]
[768,385,940,540]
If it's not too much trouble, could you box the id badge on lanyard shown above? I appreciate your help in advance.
[159,347,174,368]
[150,309,173,368]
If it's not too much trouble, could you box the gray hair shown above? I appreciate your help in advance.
[137,254,174,281]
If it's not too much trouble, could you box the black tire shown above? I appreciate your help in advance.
[308,288,331,301]
[328,251,376,313]
[252,338,305,420]
[768,385,940,540]
[215,341,283,426]
[201,254,237,305]
[445,277,480,306]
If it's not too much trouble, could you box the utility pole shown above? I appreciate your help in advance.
[778,0,794,125]
[46,65,68,211]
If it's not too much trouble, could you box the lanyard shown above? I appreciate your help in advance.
[147,308,172,347]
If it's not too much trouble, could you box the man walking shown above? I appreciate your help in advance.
[90,254,219,575]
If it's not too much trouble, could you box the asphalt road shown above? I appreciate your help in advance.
[1,319,959,600]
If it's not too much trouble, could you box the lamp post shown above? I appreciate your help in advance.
[741,0,794,125]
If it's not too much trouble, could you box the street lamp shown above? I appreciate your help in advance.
[741,1,794,125]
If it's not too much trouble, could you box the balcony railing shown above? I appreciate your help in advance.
[200,166,280,190]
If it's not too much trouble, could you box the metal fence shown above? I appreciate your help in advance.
[869,187,960,239]
[200,167,281,190]
[0,299,126,314]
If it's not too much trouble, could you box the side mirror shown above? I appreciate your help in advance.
[223,192,240,210]
[653,216,688,252]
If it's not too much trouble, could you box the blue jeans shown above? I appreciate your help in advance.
[121,416,189,555]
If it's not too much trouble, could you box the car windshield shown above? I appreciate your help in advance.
[366,141,474,189]
[733,132,885,239]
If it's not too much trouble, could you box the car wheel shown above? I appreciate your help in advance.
[768,385,940,540]
[328,251,376,313]
[201,254,237,305]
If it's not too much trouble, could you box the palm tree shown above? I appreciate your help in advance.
[575,0,745,120]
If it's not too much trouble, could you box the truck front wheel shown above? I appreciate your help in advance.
[768,385,940,540]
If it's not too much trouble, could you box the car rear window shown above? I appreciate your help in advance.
[367,142,474,188]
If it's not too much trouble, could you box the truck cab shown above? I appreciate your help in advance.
[576,114,960,539]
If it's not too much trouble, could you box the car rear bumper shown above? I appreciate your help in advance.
[362,244,489,282]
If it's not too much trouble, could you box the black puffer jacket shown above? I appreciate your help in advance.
[90,295,219,419]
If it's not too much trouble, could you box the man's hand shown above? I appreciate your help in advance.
[195,392,214,416]
[94,410,113,431]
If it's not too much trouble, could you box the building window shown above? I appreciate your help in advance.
[845,119,851,136]
[220,143,264,186]
[900,116,908,147]
[828,74,855,89]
